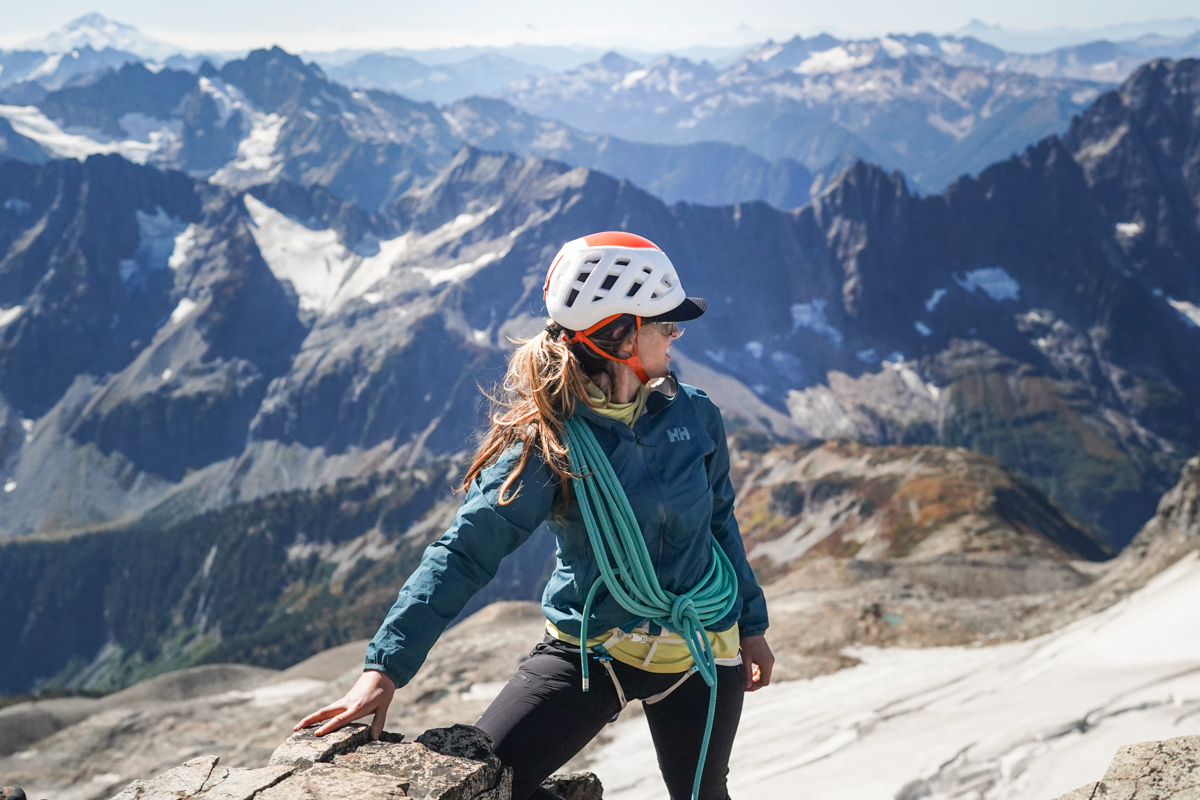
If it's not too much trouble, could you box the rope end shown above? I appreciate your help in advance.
[582,678,590,692]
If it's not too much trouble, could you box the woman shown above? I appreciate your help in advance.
[296,231,773,800]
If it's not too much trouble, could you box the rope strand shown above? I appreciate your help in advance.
[564,416,739,800]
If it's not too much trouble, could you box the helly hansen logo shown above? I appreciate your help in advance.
[666,427,690,442]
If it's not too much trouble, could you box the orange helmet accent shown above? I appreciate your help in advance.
[582,231,661,249]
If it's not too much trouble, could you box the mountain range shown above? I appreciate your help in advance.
[0,50,1198,697]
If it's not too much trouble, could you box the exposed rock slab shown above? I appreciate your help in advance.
[541,772,603,800]
[332,724,507,800]
[197,766,295,800]
[1055,735,1200,799]
[109,724,597,800]
[256,763,410,800]
[110,755,219,799]
[268,723,371,769]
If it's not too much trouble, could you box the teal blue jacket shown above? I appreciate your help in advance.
[364,380,769,689]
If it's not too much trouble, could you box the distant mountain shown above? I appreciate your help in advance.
[323,52,547,105]
[0,50,461,210]
[0,47,816,211]
[20,12,189,61]
[0,45,144,98]
[503,49,1104,193]
[957,17,1200,54]
[444,96,814,208]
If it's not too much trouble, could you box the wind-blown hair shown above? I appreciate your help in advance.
[461,315,636,512]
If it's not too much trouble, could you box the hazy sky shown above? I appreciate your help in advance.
[4,0,1200,52]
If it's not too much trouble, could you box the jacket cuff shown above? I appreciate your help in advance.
[739,623,769,638]
[363,663,406,689]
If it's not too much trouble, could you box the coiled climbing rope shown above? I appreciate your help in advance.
[563,415,739,800]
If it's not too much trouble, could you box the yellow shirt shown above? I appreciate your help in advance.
[546,620,742,673]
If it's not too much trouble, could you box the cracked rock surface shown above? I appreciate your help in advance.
[104,724,601,800]
[1056,735,1200,799]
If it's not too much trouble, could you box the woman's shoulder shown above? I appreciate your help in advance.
[676,381,721,414]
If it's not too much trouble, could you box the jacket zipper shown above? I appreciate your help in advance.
[633,431,669,570]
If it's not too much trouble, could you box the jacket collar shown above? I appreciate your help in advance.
[571,372,680,429]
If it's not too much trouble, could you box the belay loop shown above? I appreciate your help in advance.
[563,415,739,800]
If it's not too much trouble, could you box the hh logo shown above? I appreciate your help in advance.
[666,427,690,442]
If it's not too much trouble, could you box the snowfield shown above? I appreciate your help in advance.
[591,553,1200,800]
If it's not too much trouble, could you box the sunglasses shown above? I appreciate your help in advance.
[648,321,684,338]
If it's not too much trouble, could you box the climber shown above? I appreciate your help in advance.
[295,231,773,800]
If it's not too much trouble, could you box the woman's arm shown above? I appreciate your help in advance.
[700,396,774,690]
[295,446,556,737]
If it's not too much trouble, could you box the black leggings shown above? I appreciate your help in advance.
[475,635,746,800]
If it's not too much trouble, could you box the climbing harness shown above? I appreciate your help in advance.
[563,415,739,800]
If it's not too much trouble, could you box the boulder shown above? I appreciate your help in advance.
[1055,735,1200,799]
[108,724,602,800]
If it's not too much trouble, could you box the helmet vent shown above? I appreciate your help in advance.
[566,289,579,307]
[615,258,630,267]
[642,266,653,275]
[626,281,642,297]
[600,275,618,290]
[651,292,659,299]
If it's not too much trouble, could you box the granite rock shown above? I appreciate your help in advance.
[540,772,604,800]
[333,725,507,800]
[256,763,409,800]
[268,723,372,769]
[110,756,219,800]
[109,724,602,800]
[1055,735,1200,799]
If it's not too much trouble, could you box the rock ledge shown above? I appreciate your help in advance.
[108,723,601,800]
[1056,735,1200,799]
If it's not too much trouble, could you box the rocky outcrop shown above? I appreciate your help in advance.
[731,439,1112,581]
[107,724,600,800]
[1056,735,1200,799]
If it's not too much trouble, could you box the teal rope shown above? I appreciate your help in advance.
[563,415,739,800]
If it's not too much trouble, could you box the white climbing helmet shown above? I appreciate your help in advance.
[542,231,703,332]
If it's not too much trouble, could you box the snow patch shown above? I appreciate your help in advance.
[168,224,201,270]
[591,553,1200,800]
[169,298,197,324]
[413,251,503,286]
[955,267,1021,302]
[914,321,932,337]
[0,104,170,163]
[0,305,23,328]
[796,47,874,75]
[119,208,189,283]
[244,195,356,312]
[161,369,173,381]
[1115,220,1144,238]
[244,195,411,313]
[620,69,650,88]
[211,112,284,189]
[1168,298,1200,328]
[791,299,843,348]
[1075,123,1129,162]
[752,44,785,63]
[3,479,15,493]
[924,288,947,313]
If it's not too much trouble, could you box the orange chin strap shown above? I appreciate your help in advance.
[563,315,651,384]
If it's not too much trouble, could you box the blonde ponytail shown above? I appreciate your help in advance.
[461,329,593,512]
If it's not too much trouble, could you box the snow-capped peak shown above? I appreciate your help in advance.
[19,13,188,61]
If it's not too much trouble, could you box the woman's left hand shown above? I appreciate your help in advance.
[740,635,774,692]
